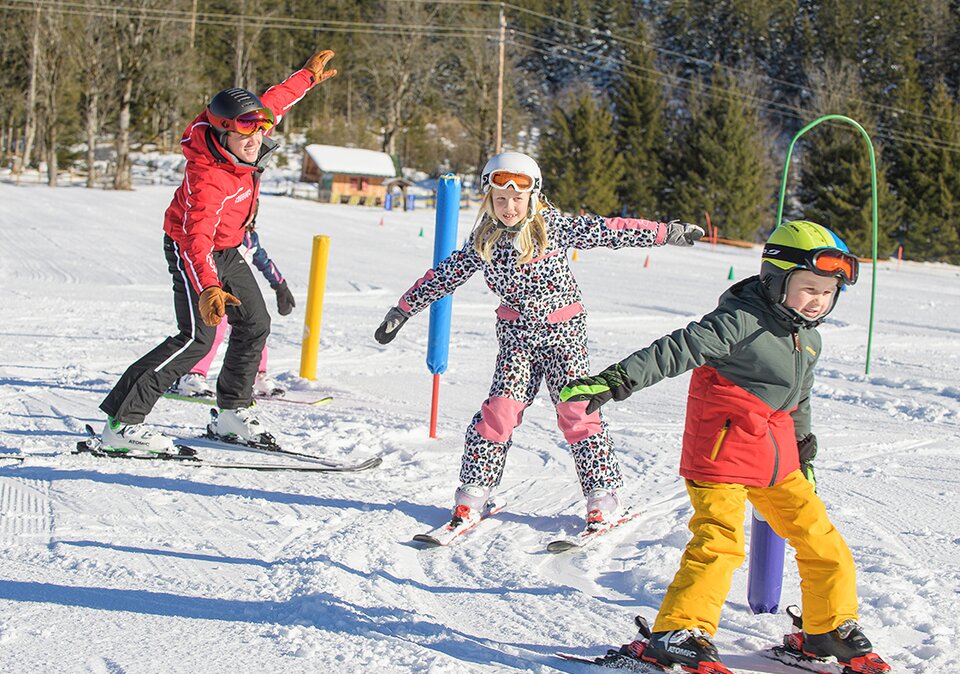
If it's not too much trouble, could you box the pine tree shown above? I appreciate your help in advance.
[889,79,960,263]
[667,67,773,241]
[612,30,666,217]
[539,88,625,215]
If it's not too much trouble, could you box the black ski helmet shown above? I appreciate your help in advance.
[206,87,273,134]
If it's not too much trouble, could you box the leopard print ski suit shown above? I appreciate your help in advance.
[398,206,674,495]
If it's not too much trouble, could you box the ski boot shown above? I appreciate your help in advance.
[616,616,732,674]
[102,417,193,456]
[585,488,621,532]
[252,372,285,397]
[169,372,214,397]
[449,483,492,528]
[207,405,277,449]
[777,605,890,673]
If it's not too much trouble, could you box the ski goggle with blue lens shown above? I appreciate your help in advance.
[762,244,860,285]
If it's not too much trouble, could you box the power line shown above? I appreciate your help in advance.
[507,30,960,155]
[3,0,959,153]
[500,2,960,134]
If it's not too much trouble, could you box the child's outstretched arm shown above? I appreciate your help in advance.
[556,209,704,251]
[560,309,743,412]
[373,237,482,345]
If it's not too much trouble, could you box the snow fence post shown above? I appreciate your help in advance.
[299,235,331,380]
[427,174,461,438]
[747,509,786,614]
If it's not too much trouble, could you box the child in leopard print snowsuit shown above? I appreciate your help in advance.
[375,151,704,528]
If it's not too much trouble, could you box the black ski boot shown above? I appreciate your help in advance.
[634,616,732,674]
[777,606,891,674]
[804,620,890,673]
[804,619,872,660]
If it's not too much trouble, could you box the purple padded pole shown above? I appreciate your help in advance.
[747,509,786,614]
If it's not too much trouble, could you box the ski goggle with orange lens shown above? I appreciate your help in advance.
[209,108,275,135]
[762,244,860,285]
[488,170,536,192]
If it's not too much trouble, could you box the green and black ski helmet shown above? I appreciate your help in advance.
[759,220,859,326]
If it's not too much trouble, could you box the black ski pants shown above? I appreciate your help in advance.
[100,235,271,424]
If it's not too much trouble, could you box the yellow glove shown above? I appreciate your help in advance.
[198,286,241,327]
[303,50,337,84]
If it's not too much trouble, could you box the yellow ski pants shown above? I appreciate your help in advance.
[653,470,858,635]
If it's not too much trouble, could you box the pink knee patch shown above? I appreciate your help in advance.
[557,400,602,443]
[474,396,526,443]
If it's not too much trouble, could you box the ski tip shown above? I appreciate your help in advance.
[356,456,383,471]
[546,540,579,553]
[412,534,444,547]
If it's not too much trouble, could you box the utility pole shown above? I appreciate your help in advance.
[495,3,505,154]
[189,0,198,50]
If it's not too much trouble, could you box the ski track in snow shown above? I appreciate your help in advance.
[0,183,958,672]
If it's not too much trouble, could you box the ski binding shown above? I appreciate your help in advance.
[413,501,505,547]
[547,510,640,552]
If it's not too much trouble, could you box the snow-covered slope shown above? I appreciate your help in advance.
[0,182,957,673]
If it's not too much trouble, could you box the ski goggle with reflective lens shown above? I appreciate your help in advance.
[488,170,536,192]
[209,107,275,135]
[762,244,860,285]
[231,109,275,135]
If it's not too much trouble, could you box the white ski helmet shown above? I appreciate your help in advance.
[480,151,542,194]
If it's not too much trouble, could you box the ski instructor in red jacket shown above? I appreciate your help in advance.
[99,50,337,454]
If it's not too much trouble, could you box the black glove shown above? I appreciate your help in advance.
[273,281,295,316]
[375,306,410,345]
[797,433,818,490]
[665,220,705,246]
[559,363,633,414]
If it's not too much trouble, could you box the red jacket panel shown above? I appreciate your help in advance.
[162,69,315,292]
[680,366,800,487]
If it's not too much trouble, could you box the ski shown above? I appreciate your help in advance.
[195,433,383,472]
[556,616,733,674]
[413,501,505,547]
[164,392,334,407]
[546,510,641,552]
[202,409,382,471]
[555,648,666,672]
[71,425,378,473]
[761,647,843,673]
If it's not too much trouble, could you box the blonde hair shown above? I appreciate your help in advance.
[472,191,549,264]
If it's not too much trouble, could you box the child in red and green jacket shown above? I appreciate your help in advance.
[560,220,889,674]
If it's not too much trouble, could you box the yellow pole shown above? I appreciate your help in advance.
[299,235,331,380]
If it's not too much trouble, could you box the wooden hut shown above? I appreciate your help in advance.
[300,144,397,206]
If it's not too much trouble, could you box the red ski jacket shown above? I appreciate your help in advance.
[162,69,315,293]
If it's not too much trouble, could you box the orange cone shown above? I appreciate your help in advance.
[379,216,384,226]
[644,255,650,268]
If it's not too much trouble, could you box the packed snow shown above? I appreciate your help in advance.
[0,179,957,673]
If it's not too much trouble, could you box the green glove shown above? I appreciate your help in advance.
[560,363,633,414]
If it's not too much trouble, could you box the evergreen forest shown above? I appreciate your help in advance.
[3,0,960,261]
